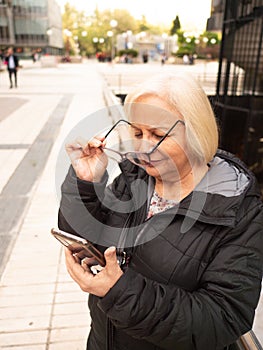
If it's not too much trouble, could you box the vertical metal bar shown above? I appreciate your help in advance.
[224,60,231,95]
[252,15,263,94]
[216,0,229,95]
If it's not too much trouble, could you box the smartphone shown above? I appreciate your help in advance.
[51,228,106,267]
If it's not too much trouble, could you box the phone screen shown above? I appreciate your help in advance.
[51,228,106,267]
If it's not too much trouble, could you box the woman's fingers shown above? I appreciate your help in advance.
[66,135,106,158]
[65,137,86,153]
[64,134,108,182]
[64,248,93,283]
[64,246,123,296]
[104,247,119,268]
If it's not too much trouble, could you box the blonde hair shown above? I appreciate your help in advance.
[124,72,218,164]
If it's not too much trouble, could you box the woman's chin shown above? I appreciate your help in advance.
[144,164,162,177]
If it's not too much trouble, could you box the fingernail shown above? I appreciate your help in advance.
[108,246,116,253]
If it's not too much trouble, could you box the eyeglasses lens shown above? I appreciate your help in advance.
[104,122,135,162]
[105,123,131,148]
[126,152,150,166]
[104,122,154,165]
[103,148,123,163]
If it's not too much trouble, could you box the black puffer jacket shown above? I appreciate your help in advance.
[58,150,263,350]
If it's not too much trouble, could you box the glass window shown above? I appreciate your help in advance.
[14,18,47,35]
[0,14,8,26]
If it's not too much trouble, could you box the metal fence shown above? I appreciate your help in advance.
[212,0,263,191]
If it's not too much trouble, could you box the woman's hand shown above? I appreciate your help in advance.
[65,136,108,182]
[64,246,124,297]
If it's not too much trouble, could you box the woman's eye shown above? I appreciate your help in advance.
[133,132,164,139]
[153,133,164,139]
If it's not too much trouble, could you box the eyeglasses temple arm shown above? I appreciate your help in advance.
[148,119,185,154]
[104,119,132,139]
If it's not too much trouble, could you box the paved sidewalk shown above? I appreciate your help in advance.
[0,59,113,349]
[0,59,262,349]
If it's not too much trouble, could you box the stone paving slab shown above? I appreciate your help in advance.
[0,60,108,349]
[0,97,28,122]
[0,93,73,276]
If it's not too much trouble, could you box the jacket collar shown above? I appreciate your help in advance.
[118,150,259,228]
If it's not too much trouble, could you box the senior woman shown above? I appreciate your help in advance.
[58,72,263,350]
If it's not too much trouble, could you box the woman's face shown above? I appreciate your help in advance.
[128,95,192,182]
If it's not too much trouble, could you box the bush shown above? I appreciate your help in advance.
[118,49,138,58]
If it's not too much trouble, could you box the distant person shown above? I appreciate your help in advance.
[183,54,189,65]
[142,51,148,63]
[32,51,38,63]
[0,50,3,71]
[189,54,194,65]
[161,53,167,65]
[5,47,19,88]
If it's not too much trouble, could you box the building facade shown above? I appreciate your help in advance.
[207,0,225,32]
[116,32,178,62]
[0,0,63,58]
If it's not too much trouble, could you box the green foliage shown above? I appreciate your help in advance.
[175,47,193,57]
[61,3,171,56]
[102,9,138,33]
[61,3,220,59]
[62,5,134,55]
[174,29,220,58]
[137,15,150,32]
[176,30,186,44]
[118,49,138,57]
[200,31,220,46]
[170,15,181,35]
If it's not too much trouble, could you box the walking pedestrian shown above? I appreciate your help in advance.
[5,47,19,88]
[161,53,167,65]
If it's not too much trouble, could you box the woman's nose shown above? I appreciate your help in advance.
[137,137,155,152]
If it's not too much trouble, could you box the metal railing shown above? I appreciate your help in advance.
[233,330,263,350]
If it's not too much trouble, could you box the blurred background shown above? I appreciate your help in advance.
[2,0,261,194]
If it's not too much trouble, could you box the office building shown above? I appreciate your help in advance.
[0,0,63,57]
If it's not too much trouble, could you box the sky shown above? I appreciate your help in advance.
[56,0,212,33]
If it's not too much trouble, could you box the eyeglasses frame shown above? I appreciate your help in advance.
[103,118,185,164]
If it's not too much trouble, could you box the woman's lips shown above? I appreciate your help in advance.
[144,159,164,167]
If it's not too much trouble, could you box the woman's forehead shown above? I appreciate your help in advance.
[128,102,180,128]
[130,122,171,130]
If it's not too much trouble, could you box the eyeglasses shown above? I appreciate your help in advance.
[102,118,185,166]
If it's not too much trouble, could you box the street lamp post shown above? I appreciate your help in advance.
[109,19,118,61]
[93,36,99,53]
[63,29,72,58]
[107,30,113,61]
[46,28,52,55]
[162,33,168,57]
[122,30,133,50]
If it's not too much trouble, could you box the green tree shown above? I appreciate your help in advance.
[137,15,150,32]
[61,4,171,57]
[200,31,220,46]
[61,2,82,55]
[170,15,181,35]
